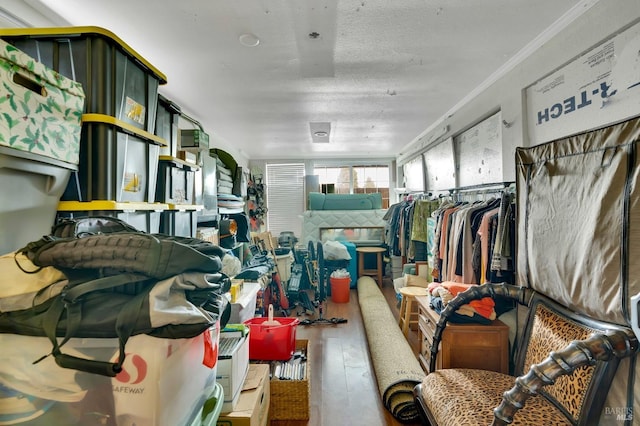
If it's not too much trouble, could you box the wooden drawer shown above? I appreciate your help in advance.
[418,353,431,373]
[419,310,437,338]
[418,321,432,357]
[418,320,438,373]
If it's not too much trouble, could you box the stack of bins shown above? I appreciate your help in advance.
[0,27,169,229]
[0,38,85,254]
[56,200,168,234]
[0,29,224,426]
[155,94,203,237]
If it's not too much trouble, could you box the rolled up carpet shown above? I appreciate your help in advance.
[357,276,425,423]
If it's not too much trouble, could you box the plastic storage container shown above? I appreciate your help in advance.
[155,94,181,157]
[160,204,201,237]
[62,115,166,203]
[0,39,84,254]
[193,382,224,426]
[0,331,217,426]
[243,317,300,361]
[57,200,168,234]
[156,156,198,204]
[0,149,76,254]
[0,26,167,133]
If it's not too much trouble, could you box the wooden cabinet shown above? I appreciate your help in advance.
[416,295,509,374]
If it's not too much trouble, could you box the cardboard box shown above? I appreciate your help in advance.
[217,364,270,426]
[217,329,250,412]
[177,149,198,164]
[0,38,84,166]
[180,129,210,150]
[269,339,311,420]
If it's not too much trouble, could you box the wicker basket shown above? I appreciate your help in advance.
[269,339,311,420]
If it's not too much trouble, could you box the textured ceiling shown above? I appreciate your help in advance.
[11,0,584,160]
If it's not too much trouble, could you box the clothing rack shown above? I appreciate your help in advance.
[437,181,515,202]
[431,182,517,285]
[446,181,515,194]
[402,191,433,201]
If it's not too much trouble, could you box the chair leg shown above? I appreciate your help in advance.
[398,295,407,330]
[401,296,412,337]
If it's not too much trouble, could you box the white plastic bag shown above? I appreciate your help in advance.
[323,241,351,260]
[330,268,350,278]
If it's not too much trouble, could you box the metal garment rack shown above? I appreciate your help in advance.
[438,181,516,202]
[402,191,434,201]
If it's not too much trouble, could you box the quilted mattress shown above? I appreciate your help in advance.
[301,209,387,245]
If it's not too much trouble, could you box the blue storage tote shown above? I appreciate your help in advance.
[62,115,166,203]
[156,156,198,205]
[0,26,166,133]
[57,200,168,234]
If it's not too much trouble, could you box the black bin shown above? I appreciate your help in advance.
[0,26,166,133]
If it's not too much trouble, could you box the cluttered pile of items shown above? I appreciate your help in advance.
[231,231,352,325]
[0,216,231,425]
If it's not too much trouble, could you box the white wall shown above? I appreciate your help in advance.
[0,1,68,27]
[7,0,638,182]
[398,0,640,182]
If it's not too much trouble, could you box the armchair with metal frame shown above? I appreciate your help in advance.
[413,283,639,426]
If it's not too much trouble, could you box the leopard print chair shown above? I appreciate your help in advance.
[414,283,638,426]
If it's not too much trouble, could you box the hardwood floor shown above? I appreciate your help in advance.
[270,277,423,426]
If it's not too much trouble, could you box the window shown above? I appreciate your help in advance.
[313,164,390,208]
[266,163,306,239]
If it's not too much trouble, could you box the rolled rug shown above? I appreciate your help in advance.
[357,276,425,422]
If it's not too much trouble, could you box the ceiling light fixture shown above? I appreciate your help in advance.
[310,122,331,143]
[238,33,260,47]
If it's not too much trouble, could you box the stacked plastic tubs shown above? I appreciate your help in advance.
[0,27,170,229]
[155,94,202,237]
[0,28,224,426]
[0,38,85,254]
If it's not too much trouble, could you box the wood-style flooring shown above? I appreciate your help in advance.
[270,277,423,426]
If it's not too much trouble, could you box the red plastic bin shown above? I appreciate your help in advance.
[243,317,300,360]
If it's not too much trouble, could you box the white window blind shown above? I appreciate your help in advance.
[266,163,305,240]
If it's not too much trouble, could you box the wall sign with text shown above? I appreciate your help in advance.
[526,21,640,144]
